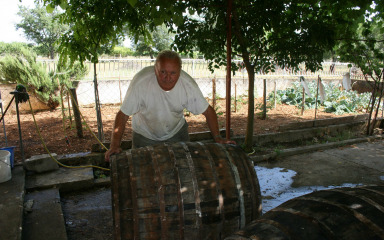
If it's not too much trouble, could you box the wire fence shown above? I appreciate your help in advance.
[40,58,355,80]
[0,59,368,161]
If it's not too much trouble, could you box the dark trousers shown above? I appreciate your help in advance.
[132,120,190,149]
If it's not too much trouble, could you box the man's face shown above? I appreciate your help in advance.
[155,57,181,91]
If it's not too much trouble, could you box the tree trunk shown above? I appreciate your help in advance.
[369,76,384,135]
[50,48,55,59]
[231,10,256,152]
[93,62,104,142]
[367,80,379,135]
[243,65,255,152]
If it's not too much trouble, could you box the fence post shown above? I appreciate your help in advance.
[234,83,237,112]
[93,63,104,142]
[70,88,84,138]
[382,98,384,118]
[301,87,305,115]
[67,93,73,127]
[192,60,195,77]
[262,79,267,120]
[274,80,277,109]
[119,75,122,105]
[212,78,216,109]
[314,76,321,127]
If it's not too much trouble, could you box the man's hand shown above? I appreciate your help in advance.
[203,106,237,145]
[105,111,130,162]
[105,147,122,162]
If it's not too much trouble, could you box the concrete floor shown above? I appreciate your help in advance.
[256,140,384,213]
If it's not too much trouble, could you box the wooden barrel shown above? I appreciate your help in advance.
[110,142,261,240]
[225,185,384,240]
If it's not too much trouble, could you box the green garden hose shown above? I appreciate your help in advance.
[28,98,110,171]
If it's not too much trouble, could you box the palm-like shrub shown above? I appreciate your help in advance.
[0,43,87,109]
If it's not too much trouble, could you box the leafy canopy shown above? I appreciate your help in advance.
[43,0,185,64]
[167,0,374,151]
[16,3,69,59]
[132,24,175,58]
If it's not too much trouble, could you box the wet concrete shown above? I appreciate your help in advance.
[23,188,67,240]
[256,140,384,214]
[255,165,363,214]
[61,187,113,240]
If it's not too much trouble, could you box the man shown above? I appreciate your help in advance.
[105,50,235,161]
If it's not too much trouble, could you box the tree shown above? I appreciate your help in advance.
[42,0,187,63]
[132,24,175,58]
[169,0,373,152]
[44,0,153,140]
[43,0,187,140]
[337,3,384,135]
[111,46,135,58]
[16,3,69,59]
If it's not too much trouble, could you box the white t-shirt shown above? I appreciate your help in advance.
[120,66,209,141]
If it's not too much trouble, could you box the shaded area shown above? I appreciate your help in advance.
[61,187,113,240]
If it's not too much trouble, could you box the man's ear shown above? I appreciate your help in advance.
[154,63,160,75]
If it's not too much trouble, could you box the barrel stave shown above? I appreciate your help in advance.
[225,185,384,240]
[111,142,262,239]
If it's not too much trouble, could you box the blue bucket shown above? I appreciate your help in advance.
[0,147,15,168]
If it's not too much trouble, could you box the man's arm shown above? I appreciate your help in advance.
[105,110,130,162]
[202,105,236,144]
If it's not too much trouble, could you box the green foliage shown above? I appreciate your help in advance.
[111,46,134,57]
[0,42,32,53]
[232,94,248,111]
[168,0,373,151]
[323,84,371,115]
[52,60,88,86]
[0,43,88,109]
[43,0,158,65]
[271,82,319,109]
[337,18,384,79]
[132,24,175,58]
[16,3,69,59]
[269,81,371,115]
[335,4,384,134]
[94,169,108,179]
[213,94,224,116]
[255,101,272,118]
[0,44,59,108]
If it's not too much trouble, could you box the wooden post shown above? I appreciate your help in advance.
[301,87,305,115]
[58,78,66,130]
[212,78,216,109]
[225,0,233,140]
[234,83,237,112]
[67,92,73,127]
[70,88,83,138]
[262,79,266,120]
[274,80,277,109]
[119,75,122,105]
[314,76,320,127]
